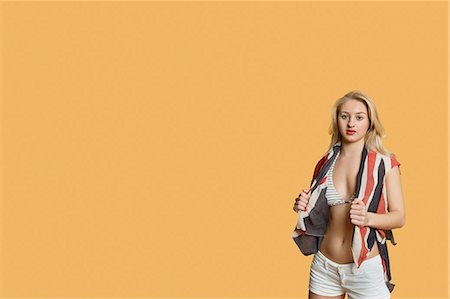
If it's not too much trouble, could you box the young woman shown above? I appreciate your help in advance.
[292,91,405,299]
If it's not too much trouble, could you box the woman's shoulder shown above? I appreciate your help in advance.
[372,150,401,170]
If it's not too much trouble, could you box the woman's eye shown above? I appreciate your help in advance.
[341,115,347,119]
[357,116,363,120]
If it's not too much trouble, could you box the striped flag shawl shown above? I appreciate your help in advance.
[292,141,401,293]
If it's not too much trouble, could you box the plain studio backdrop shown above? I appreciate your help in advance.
[0,1,447,298]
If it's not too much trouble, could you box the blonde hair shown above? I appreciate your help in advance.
[326,90,394,157]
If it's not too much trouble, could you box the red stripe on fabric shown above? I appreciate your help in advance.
[377,228,386,238]
[390,155,401,169]
[357,150,376,266]
[363,151,376,205]
[358,226,369,265]
[381,256,387,274]
[319,176,327,185]
[377,192,386,214]
[313,155,328,179]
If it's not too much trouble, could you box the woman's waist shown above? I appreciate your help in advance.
[320,233,380,262]
[321,233,353,250]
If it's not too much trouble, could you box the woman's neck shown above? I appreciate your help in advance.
[339,140,365,158]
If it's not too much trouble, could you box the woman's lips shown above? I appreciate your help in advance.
[346,130,356,135]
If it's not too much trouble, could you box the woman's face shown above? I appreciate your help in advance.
[337,99,370,144]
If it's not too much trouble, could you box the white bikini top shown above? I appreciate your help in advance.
[325,152,357,206]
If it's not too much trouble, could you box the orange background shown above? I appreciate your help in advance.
[0,1,448,298]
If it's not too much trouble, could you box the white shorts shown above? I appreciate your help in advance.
[309,250,391,299]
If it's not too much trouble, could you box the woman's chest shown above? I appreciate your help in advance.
[330,157,361,199]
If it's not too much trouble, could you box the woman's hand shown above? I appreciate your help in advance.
[349,198,370,227]
[293,188,311,213]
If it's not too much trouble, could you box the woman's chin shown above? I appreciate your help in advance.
[341,135,363,143]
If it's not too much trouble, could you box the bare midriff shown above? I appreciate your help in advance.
[319,203,379,264]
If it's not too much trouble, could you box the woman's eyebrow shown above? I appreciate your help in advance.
[340,111,367,115]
